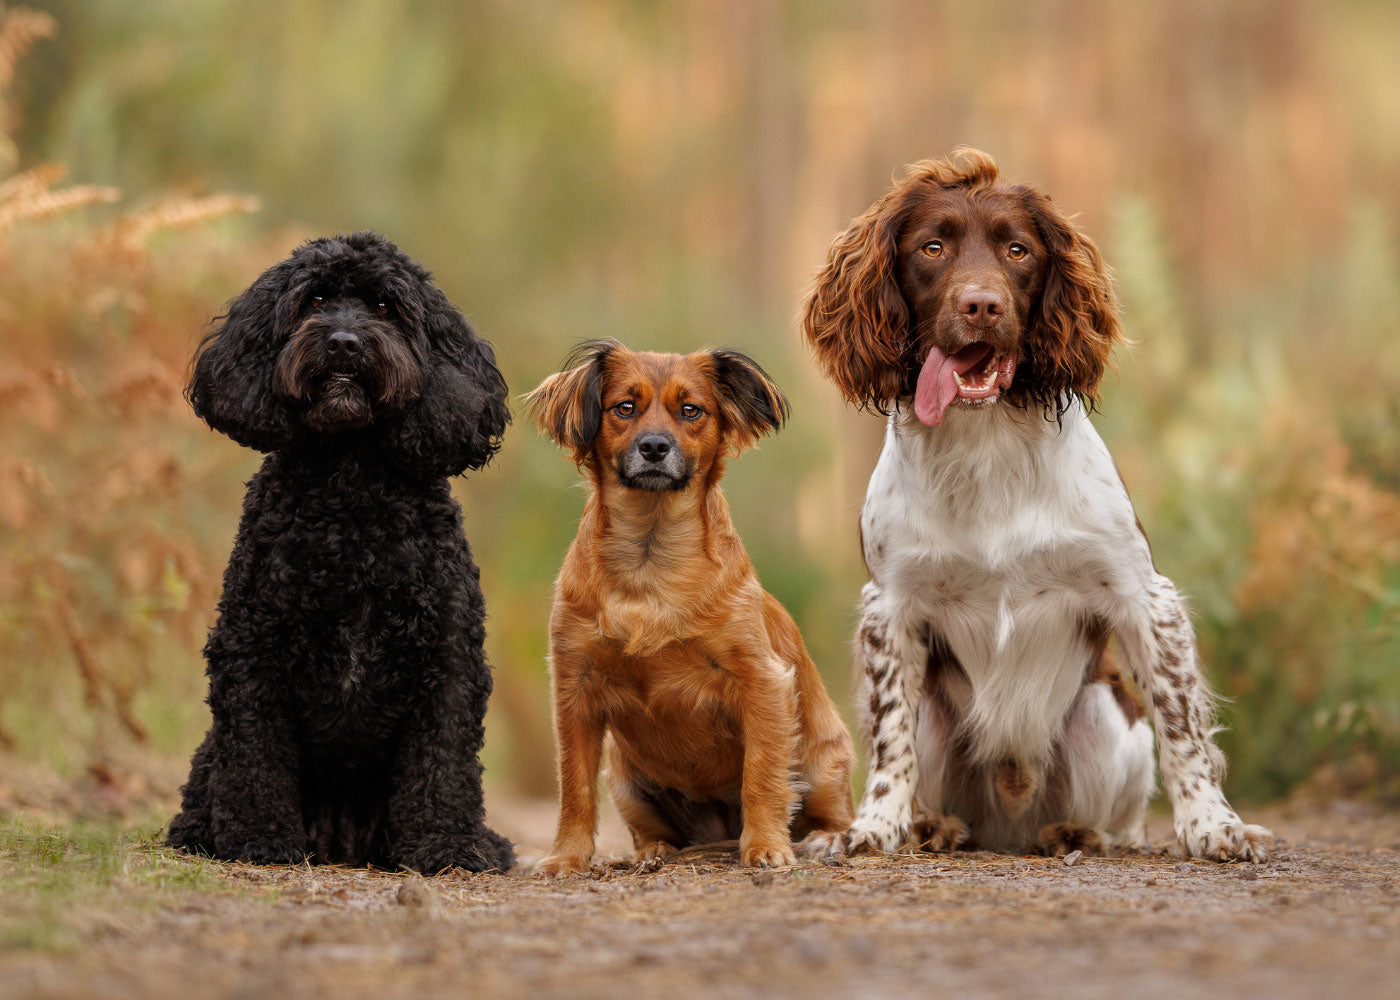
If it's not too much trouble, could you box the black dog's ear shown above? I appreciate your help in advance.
[187,259,297,452]
[522,340,616,465]
[706,349,790,454]
[385,288,510,478]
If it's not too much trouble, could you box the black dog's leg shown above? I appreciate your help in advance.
[166,731,215,854]
[387,657,515,874]
[206,660,306,865]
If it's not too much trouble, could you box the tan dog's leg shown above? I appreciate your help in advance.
[726,648,799,868]
[538,645,605,877]
[792,647,855,838]
[794,735,856,838]
[606,742,681,861]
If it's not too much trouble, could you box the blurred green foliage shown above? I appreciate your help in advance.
[2,0,1398,806]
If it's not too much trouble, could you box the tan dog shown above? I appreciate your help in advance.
[524,340,854,874]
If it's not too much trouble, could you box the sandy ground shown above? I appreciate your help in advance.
[3,792,1399,1000]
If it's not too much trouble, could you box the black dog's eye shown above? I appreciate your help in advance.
[376,302,390,317]
[310,295,325,310]
[679,403,702,421]
[1008,243,1028,260]
[612,401,635,417]
[922,240,943,258]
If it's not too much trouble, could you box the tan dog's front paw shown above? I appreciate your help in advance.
[1180,821,1274,863]
[740,833,796,868]
[634,841,678,863]
[535,853,592,877]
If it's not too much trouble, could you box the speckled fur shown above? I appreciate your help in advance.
[166,231,515,873]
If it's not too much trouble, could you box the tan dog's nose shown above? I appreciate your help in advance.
[636,433,673,463]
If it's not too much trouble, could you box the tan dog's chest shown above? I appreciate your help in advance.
[581,640,748,801]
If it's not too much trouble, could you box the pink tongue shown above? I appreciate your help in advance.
[914,343,993,426]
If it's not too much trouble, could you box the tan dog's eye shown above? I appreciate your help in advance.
[922,240,943,258]
[679,403,702,421]
[612,401,635,417]
[1008,244,1028,260]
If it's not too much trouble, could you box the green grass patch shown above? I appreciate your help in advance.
[0,816,244,952]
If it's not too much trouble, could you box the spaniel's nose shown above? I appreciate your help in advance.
[326,330,362,357]
[957,289,1005,328]
[637,434,673,463]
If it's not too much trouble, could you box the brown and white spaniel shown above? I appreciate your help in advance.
[801,149,1271,861]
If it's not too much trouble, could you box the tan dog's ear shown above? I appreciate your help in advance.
[801,192,913,414]
[706,350,790,454]
[523,339,616,464]
[1019,189,1122,410]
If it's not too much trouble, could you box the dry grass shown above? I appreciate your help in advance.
[0,6,277,770]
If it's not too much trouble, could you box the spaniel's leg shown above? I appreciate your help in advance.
[1055,671,1156,851]
[1117,575,1273,862]
[803,584,929,857]
[909,684,969,852]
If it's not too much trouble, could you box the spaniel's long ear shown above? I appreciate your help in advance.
[801,192,912,414]
[383,286,511,477]
[522,340,616,464]
[1020,189,1122,409]
[705,349,790,454]
[186,258,298,452]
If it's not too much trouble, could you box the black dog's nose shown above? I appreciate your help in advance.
[637,434,672,463]
[957,288,1005,328]
[326,330,362,357]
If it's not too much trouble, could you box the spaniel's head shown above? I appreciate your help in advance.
[187,231,509,476]
[802,148,1121,425]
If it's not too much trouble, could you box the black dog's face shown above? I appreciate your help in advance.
[273,281,424,434]
[188,231,510,475]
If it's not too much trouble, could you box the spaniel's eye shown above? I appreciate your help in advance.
[376,301,390,317]
[679,403,702,421]
[922,240,943,258]
[310,295,325,310]
[612,401,635,417]
[1008,243,1028,260]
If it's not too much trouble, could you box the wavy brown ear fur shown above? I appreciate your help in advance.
[523,339,616,464]
[1018,189,1122,410]
[704,349,790,454]
[801,193,912,414]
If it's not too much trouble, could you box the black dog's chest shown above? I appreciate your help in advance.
[239,470,469,744]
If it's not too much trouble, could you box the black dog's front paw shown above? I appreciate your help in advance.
[398,828,516,875]
[230,840,306,866]
[165,813,213,856]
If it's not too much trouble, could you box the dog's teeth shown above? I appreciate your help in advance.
[953,371,964,388]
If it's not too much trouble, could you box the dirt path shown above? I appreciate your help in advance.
[3,797,1398,1000]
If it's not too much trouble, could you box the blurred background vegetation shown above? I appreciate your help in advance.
[1,0,1397,819]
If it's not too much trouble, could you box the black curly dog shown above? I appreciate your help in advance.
[166,231,515,873]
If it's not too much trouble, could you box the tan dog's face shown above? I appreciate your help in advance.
[525,341,789,489]
[600,351,721,491]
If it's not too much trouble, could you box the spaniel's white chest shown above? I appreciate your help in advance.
[862,402,1153,761]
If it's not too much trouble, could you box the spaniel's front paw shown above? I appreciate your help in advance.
[1180,820,1274,863]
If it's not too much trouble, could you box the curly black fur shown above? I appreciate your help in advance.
[167,231,515,873]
